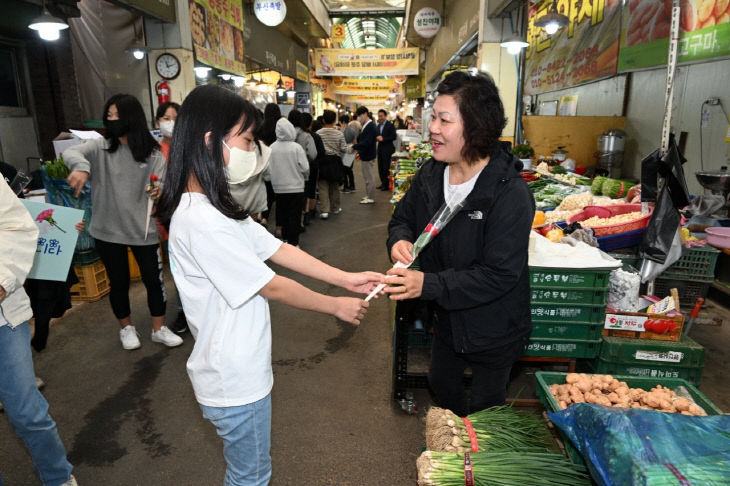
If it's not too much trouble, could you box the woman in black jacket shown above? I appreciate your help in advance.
[384,71,535,416]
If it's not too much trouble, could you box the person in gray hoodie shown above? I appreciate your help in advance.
[269,118,309,246]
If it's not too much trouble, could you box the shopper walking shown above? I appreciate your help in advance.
[375,109,396,191]
[352,107,377,204]
[302,113,325,224]
[65,94,183,350]
[258,103,281,227]
[340,115,357,193]
[0,179,78,486]
[316,110,348,219]
[155,84,380,486]
[269,118,309,247]
[156,101,180,161]
[384,71,534,416]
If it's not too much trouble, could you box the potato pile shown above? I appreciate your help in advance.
[550,373,706,416]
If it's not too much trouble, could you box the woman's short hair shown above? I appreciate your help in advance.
[435,71,506,163]
[287,109,302,129]
[322,110,337,125]
[156,101,181,120]
[103,94,159,162]
[155,85,261,227]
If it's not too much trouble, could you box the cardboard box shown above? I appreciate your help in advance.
[52,130,103,158]
[603,297,684,341]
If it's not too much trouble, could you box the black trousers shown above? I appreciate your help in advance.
[94,239,167,319]
[274,193,304,246]
[262,181,275,221]
[429,333,528,417]
[377,148,394,187]
[342,165,355,190]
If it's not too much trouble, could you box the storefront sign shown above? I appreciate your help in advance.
[345,95,390,104]
[618,0,730,71]
[115,0,176,23]
[524,0,622,95]
[313,48,419,77]
[253,0,286,27]
[332,78,395,95]
[332,23,346,43]
[414,7,441,38]
[190,0,246,75]
[295,92,310,111]
[404,74,425,98]
[296,60,309,82]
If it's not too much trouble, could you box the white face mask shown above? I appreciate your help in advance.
[159,120,174,138]
[223,140,257,184]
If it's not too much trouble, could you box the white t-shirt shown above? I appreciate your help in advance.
[443,165,482,208]
[168,193,282,407]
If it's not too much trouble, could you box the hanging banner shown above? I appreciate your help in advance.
[345,95,390,104]
[332,23,346,43]
[313,48,419,76]
[524,0,622,95]
[189,0,246,76]
[618,0,730,71]
[296,61,309,82]
[332,78,395,95]
[404,74,425,98]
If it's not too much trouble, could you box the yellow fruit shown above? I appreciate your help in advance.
[533,211,546,227]
[546,228,565,242]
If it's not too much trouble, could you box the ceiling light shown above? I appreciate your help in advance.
[28,5,68,41]
[287,88,296,98]
[340,4,348,9]
[534,2,569,35]
[501,36,529,55]
[247,73,258,87]
[233,76,245,87]
[388,92,397,98]
[219,73,232,81]
[276,75,285,95]
[385,100,390,105]
[194,66,212,78]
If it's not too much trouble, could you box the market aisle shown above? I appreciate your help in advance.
[0,172,426,485]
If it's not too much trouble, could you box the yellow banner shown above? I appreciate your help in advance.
[296,61,309,82]
[314,48,419,77]
[332,24,346,43]
[332,78,396,95]
[190,0,245,75]
[345,95,391,103]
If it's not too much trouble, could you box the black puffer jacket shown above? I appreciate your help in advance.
[387,148,535,353]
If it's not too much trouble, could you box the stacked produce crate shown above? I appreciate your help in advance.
[69,260,110,302]
[592,335,706,385]
[654,246,720,306]
[527,267,611,358]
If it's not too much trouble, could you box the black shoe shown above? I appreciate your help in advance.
[172,310,188,335]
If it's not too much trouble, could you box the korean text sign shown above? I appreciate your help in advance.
[189,0,245,75]
[21,201,83,282]
[314,48,419,77]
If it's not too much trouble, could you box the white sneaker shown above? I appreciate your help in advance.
[120,326,141,350]
[333,208,342,214]
[151,326,184,347]
[61,475,78,486]
[359,198,375,204]
[320,212,329,219]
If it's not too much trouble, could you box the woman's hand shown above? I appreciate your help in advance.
[75,219,85,234]
[147,184,161,200]
[382,267,424,300]
[333,297,369,325]
[67,171,89,197]
[343,271,385,295]
[390,240,414,265]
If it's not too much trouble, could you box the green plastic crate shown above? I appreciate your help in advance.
[660,245,720,281]
[525,338,601,358]
[535,371,723,465]
[599,335,705,368]
[530,302,606,324]
[530,286,609,305]
[531,321,603,340]
[592,358,703,386]
[529,267,611,289]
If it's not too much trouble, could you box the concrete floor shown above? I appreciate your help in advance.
[4,172,730,485]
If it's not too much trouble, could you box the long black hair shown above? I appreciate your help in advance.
[155,85,261,228]
[258,103,281,147]
[103,94,159,162]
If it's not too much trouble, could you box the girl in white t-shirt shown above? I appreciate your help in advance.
[156,85,381,485]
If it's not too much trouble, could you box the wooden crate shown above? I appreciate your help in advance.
[128,248,141,281]
[70,261,110,302]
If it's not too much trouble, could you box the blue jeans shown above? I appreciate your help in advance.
[0,322,73,486]
[200,394,272,486]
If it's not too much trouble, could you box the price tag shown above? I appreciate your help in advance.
[605,314,648,331]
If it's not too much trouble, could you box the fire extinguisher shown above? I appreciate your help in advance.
[155,80,170,105]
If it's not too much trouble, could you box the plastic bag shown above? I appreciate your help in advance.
[40,169,94,252]
[549,404,730,486]
[640,228,682,283]
[607,267,641,311]
[640,185,681,265]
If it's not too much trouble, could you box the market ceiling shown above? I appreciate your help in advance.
[323,0,405,10]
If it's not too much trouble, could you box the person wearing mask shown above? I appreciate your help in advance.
[155,101,180,161]
[351,107,377,204]
[65,94,183,350]
[406,115,416,130]
[375,109,396,191]
[268,118,309,247]
[384,71,534,417]
[155,85,380,484]
[316,110,348,219]
[257,103,281,228]
[0,179,79,486]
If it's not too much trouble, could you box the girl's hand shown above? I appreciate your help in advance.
[67,171,89,197]
[75,219,85,234]
[382,267,424,301]
[390,240,414,265]
[343,271,385,295]
[147,184,161,200]
[333,297,369,325]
